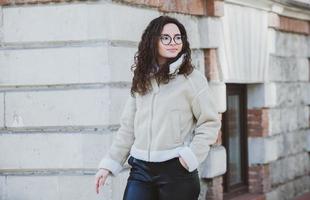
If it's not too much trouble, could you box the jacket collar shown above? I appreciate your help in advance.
[153,53,185,75]
[168,53,185,75]
[151,54,185,93]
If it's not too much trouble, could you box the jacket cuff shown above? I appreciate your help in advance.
[178,146,199,172]
[97,158,123,176]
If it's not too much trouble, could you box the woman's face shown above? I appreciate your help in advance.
[157,23,183,65]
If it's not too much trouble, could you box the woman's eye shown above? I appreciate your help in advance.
[175,36,182,40]
[162,36,170,40]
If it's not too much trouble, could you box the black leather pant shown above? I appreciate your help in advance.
[123,155,200,200]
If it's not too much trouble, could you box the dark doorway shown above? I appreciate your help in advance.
[222,84,248,199]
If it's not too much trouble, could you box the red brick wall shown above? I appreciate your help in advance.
[0,0,224,16]
[247,109,269,137]
[269,13,310,35]
[206,177,224,200]
[248,165,271,194]
[204,49,221,81]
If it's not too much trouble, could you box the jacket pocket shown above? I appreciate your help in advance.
[170,109,182,143]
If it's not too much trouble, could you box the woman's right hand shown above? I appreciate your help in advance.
[95,168,110,194]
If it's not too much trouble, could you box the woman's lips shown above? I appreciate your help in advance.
[167,49,177,52]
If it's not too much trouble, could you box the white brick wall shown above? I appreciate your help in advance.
[0,93,4,127]
[268,106,309,135]
[5,89,111,127]
[2,2,158,43]
[2,0,309,200]
[0,133,115,169]
[4,87,132,127]
[0,46,110,85]
[1,174,122,200]
[0,2,223,200]
[0,45,138,85]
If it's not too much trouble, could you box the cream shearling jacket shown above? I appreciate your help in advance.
[98,54,221,176]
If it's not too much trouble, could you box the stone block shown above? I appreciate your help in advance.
[198,17,221,48]
[248,137,278,164]
[280,106,299,132]
[0,133,115,169]
[268,108,281,135]
[0,173,130,200]
[2,3,159,42]
[268,55,309,82]
[247,83,277,109]
[274,31,308,57]
[307,130,310,152]
[266,174,310,200]
[0,46,110,85]
[5,88,131,127]
[0,93,3,127]
[0,45,138,85]
[275,83,302,107]
[270,153,309,186]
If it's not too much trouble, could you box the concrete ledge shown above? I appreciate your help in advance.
[200,145,227,178]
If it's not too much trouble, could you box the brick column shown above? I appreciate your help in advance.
[247,109,269,137]
[205,176,224,200]
[247,109,272,194]
[204,49,221,81]
[248,165,271,194]
[202,47,225,200]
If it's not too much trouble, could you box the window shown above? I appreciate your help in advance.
[222,84,248,199]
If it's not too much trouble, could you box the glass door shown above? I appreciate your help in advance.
[223,84,248,199]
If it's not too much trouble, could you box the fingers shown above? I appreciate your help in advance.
[95,175,108,194]
[178,157,189,170]
[95,175,102,194]
[95,176,101,194]
[99,177,105,187]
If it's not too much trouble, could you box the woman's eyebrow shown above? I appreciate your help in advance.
[161,33,181,36]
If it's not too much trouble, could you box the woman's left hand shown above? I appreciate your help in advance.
[178,156,189,170]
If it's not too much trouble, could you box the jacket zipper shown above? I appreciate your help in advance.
[148,94,155,161]
[148,79,159,161]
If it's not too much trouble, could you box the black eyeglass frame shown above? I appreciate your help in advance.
[159,34,184,45]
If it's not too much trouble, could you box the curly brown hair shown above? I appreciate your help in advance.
[130,15,194,97]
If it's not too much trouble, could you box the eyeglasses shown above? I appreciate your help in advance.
[159,34,183,45]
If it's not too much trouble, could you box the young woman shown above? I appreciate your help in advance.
[95,15,221,200]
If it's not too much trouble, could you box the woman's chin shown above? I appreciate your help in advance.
[163,53,179,58]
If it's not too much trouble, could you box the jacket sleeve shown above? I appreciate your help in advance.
[179,81,221,172]
[97,93,136,176]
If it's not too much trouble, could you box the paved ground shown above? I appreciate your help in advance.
[294,192,310,200]
[228,192,310,200]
